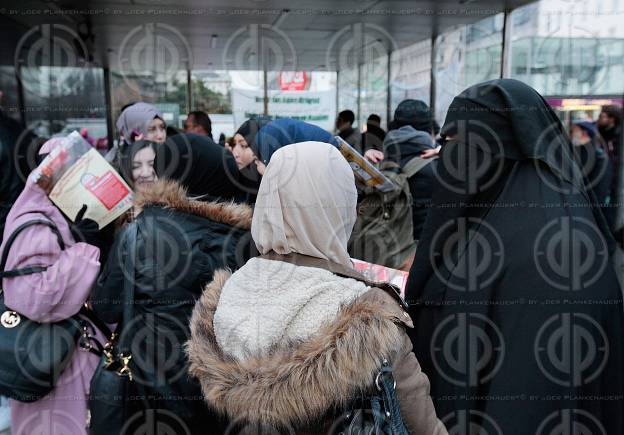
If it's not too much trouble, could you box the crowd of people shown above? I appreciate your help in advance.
[0,78,623,434]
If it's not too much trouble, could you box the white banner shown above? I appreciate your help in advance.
[231,88,336,132]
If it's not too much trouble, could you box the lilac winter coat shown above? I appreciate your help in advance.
[0,173,102,434]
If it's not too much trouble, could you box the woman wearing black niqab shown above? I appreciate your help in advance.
[405,79,624,434]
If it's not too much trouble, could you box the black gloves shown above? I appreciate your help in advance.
[70,204,101,247]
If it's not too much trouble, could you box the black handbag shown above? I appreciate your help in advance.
[338,360,410,435]
[88,222,138,435]
[0,218,108,402]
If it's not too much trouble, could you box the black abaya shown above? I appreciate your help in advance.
[406,79,624,434]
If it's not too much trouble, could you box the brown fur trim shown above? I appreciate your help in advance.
[185,270,405,429]
[133,179,252,229]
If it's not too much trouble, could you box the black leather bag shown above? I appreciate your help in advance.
[88,223,138,435]
[339,359,410,435]
[0,218,106,402]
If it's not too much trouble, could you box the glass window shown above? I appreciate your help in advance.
[337,66,359,130]
[434,14,504,124]
[21,67,106,143]
[191,70,232,115]
[228,70,266,135]
[110,69,188,134]
[109,21,194,133]
[190,70,234,140]
[7,21,108,166]
[506,0,624,97]
[390,40,432,115]
[0,67,21,122]
[359,55,388,130]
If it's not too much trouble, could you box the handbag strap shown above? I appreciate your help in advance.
[374,359,409,434]
[118,222,138,355]
[259,252,409,311]
[79,306,113,341]
[0,217,113,342]
[0,219,65,279]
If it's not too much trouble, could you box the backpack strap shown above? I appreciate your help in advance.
[259,252,409,311]
[401,155,437,178]
[379,160,401,173]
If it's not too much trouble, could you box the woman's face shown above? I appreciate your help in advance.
[232,133,257,169]
[145,117,167,144]
[132,146,157,190]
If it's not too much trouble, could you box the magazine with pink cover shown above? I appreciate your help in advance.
[351,258,409,297]
[32,131,134,228]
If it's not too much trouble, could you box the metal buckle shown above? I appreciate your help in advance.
[103,345,115,368]
[78,329,94,351]
[78,337,93,351]
[102,333,118,368]
[117,353,133,381]
[375,371,396,391]
[78,324,93,351]
[375,359,396,391]
[1,310,21,328]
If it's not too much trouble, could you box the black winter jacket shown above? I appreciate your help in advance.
[91,179,253,433]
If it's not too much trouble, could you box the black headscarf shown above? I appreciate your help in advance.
[154,133,244,201]
[235,116,272,157]
[408,78,611,297]
[440,78,585,192]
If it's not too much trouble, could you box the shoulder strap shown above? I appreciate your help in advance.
[332,270,409,311]
[0,218,115,340]
[259,252,409,310]
[0,219,65,279]
[402,156,436,178]
[79,305,113,341]
[379,160,401,172]
[118,223,138,351]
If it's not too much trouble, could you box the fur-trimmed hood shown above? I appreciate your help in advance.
[132,179,253,229]
[186,268,413,429]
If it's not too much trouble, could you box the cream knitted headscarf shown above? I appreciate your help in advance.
[251,141,357,268]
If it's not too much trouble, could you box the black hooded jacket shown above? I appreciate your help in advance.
[383,125,437,240]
